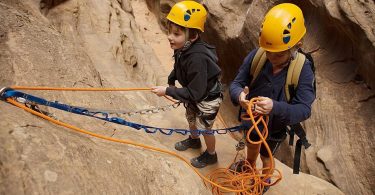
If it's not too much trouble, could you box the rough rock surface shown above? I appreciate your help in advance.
[148,0,375,195]
[0,0,208,194]
[0,0,373,194]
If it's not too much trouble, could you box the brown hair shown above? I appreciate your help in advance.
[168,21,201,40]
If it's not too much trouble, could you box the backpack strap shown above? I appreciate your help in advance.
[250,48,267,86]
[285,52,312,174]
[285,52,306,102]
[290,123,311,174]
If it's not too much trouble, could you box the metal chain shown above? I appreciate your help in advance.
[109,102,181,116]
[15,97,181,117]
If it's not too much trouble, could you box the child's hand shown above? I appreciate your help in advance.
[151,86,167,96]
[238,86,250,109]
[254,97,273,115]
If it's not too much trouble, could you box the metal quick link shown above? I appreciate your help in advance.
[236,139,246,151]
[0,87,10,100]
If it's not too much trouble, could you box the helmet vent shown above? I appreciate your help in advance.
[283,35,291,44]
[184,13,191,21]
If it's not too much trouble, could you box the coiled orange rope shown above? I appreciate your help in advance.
[206,98,282,195]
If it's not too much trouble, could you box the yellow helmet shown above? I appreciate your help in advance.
[259,3,306,52]
[166,1,207,32]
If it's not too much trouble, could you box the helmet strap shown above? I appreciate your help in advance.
[290,47,299,60]
[185,28,190,42]
[182,28,192,51]
[182,40,192,51]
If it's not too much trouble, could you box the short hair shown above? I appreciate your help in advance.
[168,21,201,40]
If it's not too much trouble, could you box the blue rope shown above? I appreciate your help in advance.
[1,89,243,135]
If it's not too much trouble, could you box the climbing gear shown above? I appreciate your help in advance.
[288,124,311,174]
[235,139,246,151]
[167,1,207,32]
[9,86,151,91]
[1,97,237,194]
[0,87,10,100]
[191,150,218,168]
[259,3,306,52]
[204,80,223,101]
[1,89,241,136]
[229,159,253,173]
[76,102,180,117]
[1,88,281,194]
[207,98,282,194]
[262,178,272,193]
[175,136,202,151]
[249,47,316,174]
[204,92,222,102]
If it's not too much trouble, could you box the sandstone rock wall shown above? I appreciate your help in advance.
[147,0,375,194]
[0,0,208,194]
[0,0,373,194]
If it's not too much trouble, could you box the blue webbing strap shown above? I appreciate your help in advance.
[2,89,243,135]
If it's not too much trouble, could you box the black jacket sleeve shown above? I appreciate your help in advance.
[167,69,176,86]
[166,53,208,102]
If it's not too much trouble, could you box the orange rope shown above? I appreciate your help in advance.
[206,98,282,195]
[5,97,245,193]
[10,86,151,91]
[4,88,282,194]
[10,86,178,103]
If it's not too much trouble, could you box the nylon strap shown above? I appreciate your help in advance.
[250,48,267,86]
[285,52,306,101]
[1,89,242,136]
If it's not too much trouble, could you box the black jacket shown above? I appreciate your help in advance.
[166,39,221,103]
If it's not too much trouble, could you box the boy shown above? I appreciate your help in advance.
[151,1,222,168]
[229,3,315,192]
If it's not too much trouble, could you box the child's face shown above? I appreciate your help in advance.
[266,50,291,68]
[167,24,186,50]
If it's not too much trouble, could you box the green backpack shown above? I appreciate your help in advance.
[250,47,316,174]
